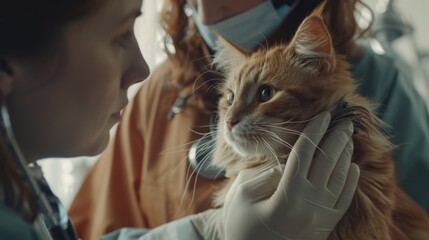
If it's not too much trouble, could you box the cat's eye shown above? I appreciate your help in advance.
[256,85,275,102]
[226,91,234,106]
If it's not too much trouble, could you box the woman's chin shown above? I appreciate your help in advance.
[80,131,111,157]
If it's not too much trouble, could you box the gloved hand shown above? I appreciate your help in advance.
[192,111,360,240]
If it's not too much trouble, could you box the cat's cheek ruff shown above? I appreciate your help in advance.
[224,131,268,157]
[224,136,246,157]
[223,129,251,157]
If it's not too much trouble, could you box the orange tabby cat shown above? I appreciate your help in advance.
[210,5,429,240]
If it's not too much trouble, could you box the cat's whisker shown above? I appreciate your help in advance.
[167,160,195,219]
[254,32,269,53]
[174,136,217,217]
[168,152,194,179]
[259,47,269,80]
[268,119,312,125]
[159,138,198,155]
[191,124,218,129]
[252,136,260,150]
[257,129,312,184]
[263,131,294,150]
[174,162,200,218]
[259,125,303,135]
[191,77,223,95]
[190,136,218,189]
[202,69,226,77]
[248,128,328,192]
[167,132,218,175]
[259,127,325,155]
[259,130,296,161]
[258,137,290,204]
[170,129,218,214]
[265,128,303,137]
[267,114,330,126]
[207,84,221,96]
[188,125,218,136]
[212,86,224,94]
[262,34,269,53]
[260,137,283,170]
[160,127,215,156]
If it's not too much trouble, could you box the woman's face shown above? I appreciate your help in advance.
[6,0,149,160]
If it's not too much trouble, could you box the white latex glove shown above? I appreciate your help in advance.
[192,111,360,240]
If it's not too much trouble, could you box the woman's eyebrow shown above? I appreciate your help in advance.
[118,10,142,25]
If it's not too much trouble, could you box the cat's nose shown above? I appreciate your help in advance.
[227,119,239,130]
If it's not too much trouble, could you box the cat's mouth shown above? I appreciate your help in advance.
[226,125,254,137]
[229,131,258,138]
[225,131,250,144]
[226,132,281,157]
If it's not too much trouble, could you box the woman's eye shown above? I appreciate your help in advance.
[256,85,275,102]
[118,31,133,48]
[226,91,234,106]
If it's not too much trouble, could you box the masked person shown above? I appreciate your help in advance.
[0,0,359,239]
[69,0,429,239]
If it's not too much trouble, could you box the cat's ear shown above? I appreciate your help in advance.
[213,35,249,74]
[290,15,336,73]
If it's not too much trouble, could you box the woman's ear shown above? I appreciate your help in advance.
[0,58,14,97]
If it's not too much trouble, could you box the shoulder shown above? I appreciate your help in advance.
[350,39,428,113]
[351,39,406,103]
[0,203,43,240]
[350,40,429,163]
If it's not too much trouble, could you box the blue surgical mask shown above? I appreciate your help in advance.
[191,1,291,51]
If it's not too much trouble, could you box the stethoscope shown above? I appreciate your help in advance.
[187,113,226,179]
[0,103,78,240]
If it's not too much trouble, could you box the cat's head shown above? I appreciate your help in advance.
[212,7,356,168]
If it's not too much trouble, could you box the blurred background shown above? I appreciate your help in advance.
[38,0,429,209]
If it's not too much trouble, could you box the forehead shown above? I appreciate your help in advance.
[226,47,299,90]
[88,0,142,23]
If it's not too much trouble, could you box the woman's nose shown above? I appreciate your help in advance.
[121,37,151,90]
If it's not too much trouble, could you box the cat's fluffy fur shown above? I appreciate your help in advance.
[210,5,429,240]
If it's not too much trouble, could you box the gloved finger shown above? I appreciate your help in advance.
[307,120,353,188]
[224,168,257,205]
[272,112,330,205]
[233,167,282,203]
[223,168,258,217]
[334,163,360,211]
[283,112,331,181]
[226,166,275,196]
[327,137,353,197]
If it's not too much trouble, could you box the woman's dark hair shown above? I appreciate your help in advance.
[0,0,100,222]
[0,0,99,59]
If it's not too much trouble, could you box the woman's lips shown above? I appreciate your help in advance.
[112,112,121,121]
